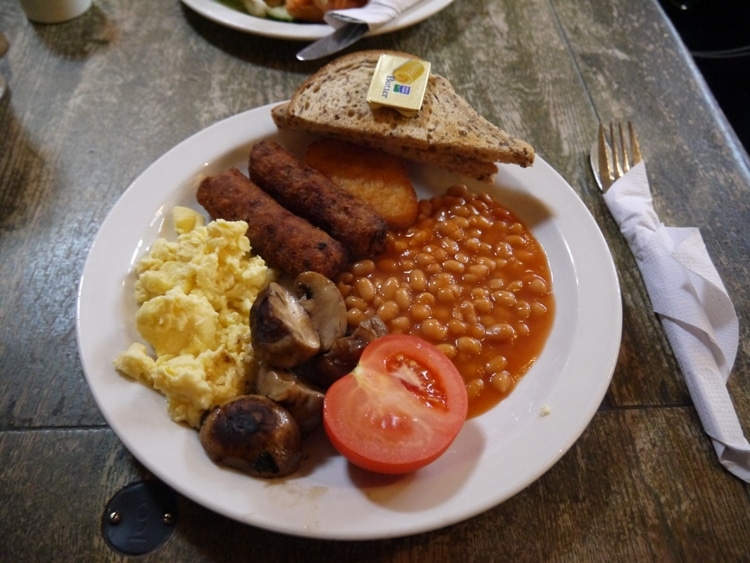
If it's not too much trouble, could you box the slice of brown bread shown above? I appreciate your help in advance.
[272,102,499,182]
[275,50,534,178]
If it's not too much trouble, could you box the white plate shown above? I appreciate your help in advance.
[180,0,454,40]
[77,103,621,540]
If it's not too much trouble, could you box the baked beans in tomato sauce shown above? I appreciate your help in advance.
[336,185,555,418]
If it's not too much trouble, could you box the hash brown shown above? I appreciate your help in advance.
[304,139,418,231]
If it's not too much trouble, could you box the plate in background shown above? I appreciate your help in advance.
[181,0,454,40]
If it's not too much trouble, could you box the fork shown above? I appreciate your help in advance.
[597,121,642,190]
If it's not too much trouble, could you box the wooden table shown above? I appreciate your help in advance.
[1,0,749,559]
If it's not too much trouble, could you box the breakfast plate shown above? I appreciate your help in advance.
[77,102,622,540]
[180,0,454,40]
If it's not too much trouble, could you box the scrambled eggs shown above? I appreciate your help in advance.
[114,206,276,428]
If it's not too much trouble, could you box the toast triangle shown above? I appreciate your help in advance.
[276,50,534,179]
[272,102,499,182]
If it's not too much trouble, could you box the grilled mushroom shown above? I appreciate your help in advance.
[255,363,325,435]
[300,316,388,389]
[250,281,320,368]
[199,395,302,478]
[294,271,347,352]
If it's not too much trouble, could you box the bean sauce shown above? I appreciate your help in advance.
[336,185,555,418]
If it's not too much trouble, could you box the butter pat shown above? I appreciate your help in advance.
[367,54,431,117]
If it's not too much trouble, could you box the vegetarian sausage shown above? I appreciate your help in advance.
[248,140,388,259]
[197,168,348,278]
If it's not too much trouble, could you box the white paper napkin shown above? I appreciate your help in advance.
[603,161,749,482]
[325,0,422,31]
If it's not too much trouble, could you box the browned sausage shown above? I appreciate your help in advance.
[197,168,348,279]
[248,140,388,259]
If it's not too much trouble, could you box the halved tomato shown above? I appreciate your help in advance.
[323,334,468,474]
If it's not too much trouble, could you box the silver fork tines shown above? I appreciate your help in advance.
[597,121,642,191]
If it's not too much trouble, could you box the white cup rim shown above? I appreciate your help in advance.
[19,0,93,24]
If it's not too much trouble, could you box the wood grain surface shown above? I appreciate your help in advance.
[1,0,748,560]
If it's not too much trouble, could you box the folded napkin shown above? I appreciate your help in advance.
[603,161,749,482]
[325,0,422,31]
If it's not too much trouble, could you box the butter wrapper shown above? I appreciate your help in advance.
[367,54,431,117]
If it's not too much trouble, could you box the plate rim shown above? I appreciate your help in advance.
[76,102,622,540]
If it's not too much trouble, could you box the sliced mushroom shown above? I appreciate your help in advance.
[199,394,302,478]
[299,316,388,389]
[250,281,320,368]
[255,363,325,435]
[294,271,347,352]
